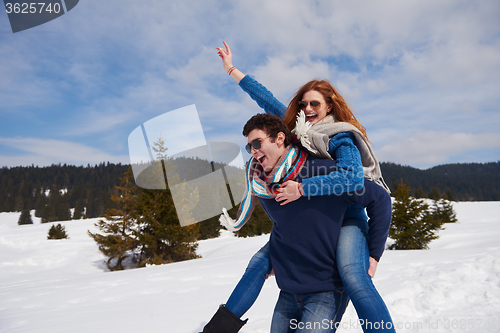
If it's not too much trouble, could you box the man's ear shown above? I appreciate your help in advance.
[276,132,285,146]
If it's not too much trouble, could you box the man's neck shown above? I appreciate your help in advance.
[257,145,301,181]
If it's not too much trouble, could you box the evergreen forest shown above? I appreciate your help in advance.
[0,161,498,224]
[381,161,500,201]
[3,159,493,267]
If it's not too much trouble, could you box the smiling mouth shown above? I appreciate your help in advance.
[256,155,266,164]
[305,113,318,122]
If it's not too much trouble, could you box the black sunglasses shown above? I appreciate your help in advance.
[245,136,270,153]
[298,100,322,110]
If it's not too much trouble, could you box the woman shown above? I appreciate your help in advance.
[203,41,395,333]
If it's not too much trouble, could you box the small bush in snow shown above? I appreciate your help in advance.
[48,224,69,240]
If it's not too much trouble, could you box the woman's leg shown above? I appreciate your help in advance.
[225,241,272,318]
[337,219,396,333]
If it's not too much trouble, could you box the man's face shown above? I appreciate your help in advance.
[247,129,285,172]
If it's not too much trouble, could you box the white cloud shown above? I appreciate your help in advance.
[166,47,221,88]
[1,0,500,168]
[251,55,332,102]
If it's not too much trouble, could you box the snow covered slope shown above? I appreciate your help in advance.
[1,202,499,333]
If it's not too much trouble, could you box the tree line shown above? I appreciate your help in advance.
[1,163,128,221]
[87,167,458,270]
[4,161,498,226]
[10,154,469,268]
[381,161,500,201]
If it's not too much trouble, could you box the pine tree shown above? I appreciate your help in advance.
[46,185,61,222]
[135,187,200,265]
[428,187,441,200]
[197,217,223,240]
[34,190,46,218]
[4,177,15,211]
[389,180,444,250]
[88,167,140,271]
[134,136,200,266]
[414,187,426,199]
[48,223,69,239]
[445,188,456,202]
[235,201,273,237]
[432,198,458,223]
[41,185,71,222]
[57,197,71,221]
[84,188,97,218]
[72,197,84,220]
[41,204,51,223]
[14,193,25,211]
[18,209,33,225]
[14,180,29,211]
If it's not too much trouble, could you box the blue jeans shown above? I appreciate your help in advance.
[337,219,396,332]
[225,220,395,332]
[270,289,349,333]
[225,242,272,318]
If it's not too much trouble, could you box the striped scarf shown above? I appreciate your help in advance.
[219,145,307,231]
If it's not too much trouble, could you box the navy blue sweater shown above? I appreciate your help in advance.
[258,156,392,294]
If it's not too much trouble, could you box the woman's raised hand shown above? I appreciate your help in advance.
[216,41,245,82]
[216,41,233,73]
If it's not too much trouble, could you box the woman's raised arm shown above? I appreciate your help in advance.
[216,41,287,117]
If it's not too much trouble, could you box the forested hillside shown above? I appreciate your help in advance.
[380,161,500,201]
[0,161,498,222]
[0,163,129,219]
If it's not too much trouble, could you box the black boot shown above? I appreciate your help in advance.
[202,304,248,333]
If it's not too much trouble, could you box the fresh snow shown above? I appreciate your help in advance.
[1,202,500,333]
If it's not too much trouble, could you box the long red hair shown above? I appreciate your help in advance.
[282,80,368,140]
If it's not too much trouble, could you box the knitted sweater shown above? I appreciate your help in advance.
[239,75,365,197]
[258,155,392,293]
[239,75,367,221]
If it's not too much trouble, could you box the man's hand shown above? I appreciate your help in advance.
[368,257,378,278]
[275,180,302,205]
[266,268,274,279]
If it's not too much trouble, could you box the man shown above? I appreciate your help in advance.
[205,113,391,332]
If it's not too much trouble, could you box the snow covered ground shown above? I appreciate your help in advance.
[1,201,499,333]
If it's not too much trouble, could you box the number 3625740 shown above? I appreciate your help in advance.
[5,2,62,14]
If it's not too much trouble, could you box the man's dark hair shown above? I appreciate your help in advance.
[242,113,293,146]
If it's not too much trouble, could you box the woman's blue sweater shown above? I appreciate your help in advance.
[239,75,368,222]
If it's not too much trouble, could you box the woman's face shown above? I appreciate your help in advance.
[299,90,331,125]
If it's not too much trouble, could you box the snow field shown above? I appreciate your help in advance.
[0,201,499,332]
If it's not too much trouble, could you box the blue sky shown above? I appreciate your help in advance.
[1,0,499,169]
